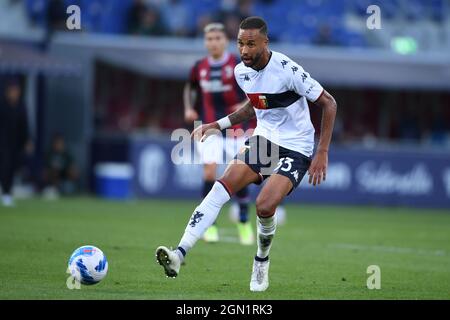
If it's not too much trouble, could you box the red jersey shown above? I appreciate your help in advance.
[189,52,255,131]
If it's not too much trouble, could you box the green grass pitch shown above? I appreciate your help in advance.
[0,197,449,300]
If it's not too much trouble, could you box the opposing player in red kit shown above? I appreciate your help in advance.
[184,22,256,245]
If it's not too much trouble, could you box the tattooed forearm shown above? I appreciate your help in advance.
[313,90,337,153]
[228,100,255,126]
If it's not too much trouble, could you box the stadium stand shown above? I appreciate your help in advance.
[11,0,449,51]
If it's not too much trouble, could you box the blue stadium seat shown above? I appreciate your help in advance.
[429,0,446,22]
[350,0,400,20]
[58,0,133,34]
[405,0,425,21]
[335,29,367,48]
[280,14,317,45]
[182,0,220,35]
[80,0,104,32]
[64,0,81,6]
[375,0,400,20]
[255,1,292,40]
[188,0,220,16]
[25,0,48,28]
[350,0,371,16]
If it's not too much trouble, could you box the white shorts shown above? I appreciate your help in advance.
[195,134,247,165]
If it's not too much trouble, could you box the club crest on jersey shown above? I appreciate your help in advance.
[247,93,270,109]
[258,95,269,109]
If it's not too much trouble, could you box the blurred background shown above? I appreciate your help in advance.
[0,0,449,208]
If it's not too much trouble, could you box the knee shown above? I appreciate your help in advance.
[256,195,276,218]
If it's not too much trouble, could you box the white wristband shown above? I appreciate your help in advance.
[217,116,232,130]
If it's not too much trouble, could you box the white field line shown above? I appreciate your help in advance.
[218,228,240,243]
[330,243,446,257]
[219,236,240,243]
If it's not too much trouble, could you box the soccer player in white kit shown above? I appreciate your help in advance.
[156,16,337,292]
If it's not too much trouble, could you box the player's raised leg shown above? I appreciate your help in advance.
[202,162,220,242]
[250,174,293,292]
[156,159,259,278]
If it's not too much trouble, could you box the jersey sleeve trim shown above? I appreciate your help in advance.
[312,89,325,104]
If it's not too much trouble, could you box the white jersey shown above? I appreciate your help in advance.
[234,51,324,157]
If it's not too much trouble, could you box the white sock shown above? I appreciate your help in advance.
[256,214,277,259]
[177,181,231,258]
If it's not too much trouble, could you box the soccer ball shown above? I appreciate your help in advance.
[67,245,108,285]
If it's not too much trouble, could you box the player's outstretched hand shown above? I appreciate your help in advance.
[191,122,221,142]
[308,150,328,186]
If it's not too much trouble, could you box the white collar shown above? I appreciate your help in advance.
[208,52,230,66]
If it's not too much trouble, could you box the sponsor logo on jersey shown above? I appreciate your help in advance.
[200,79,232,93]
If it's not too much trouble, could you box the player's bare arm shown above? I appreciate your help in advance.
[228,99,255,124]
[191,99,255,141]
[308,90,337,186]
[183,82,198,123]
[230,99,249,112]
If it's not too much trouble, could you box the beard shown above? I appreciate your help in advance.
[242,50,264,68]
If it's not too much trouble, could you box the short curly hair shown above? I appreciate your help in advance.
[239,16,268,36]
